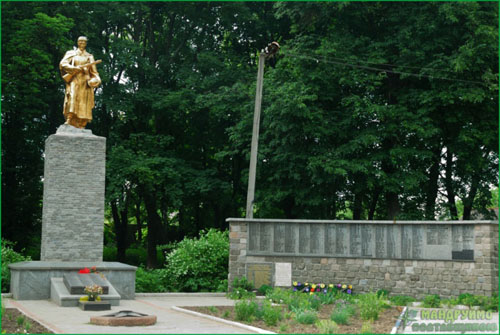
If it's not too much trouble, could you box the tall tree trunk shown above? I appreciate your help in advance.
[141,186,161,268]
[135,200,143,243]
[463,175,479,220]
[283,196,295,219]
[110,199,128,263]
[352,192,363,220]
[385,192,400,220]
[424,146,441,220]
[445,147,458,219]
[368,187,380,220]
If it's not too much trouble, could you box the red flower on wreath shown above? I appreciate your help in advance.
[79,267,91,274]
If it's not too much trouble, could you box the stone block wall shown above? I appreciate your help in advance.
[41,126,106,262]
[228,219,498,299]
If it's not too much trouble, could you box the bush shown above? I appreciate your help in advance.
[376,289,389,298]
[228,277,255,299]
[330,308,351,325]
[1,239,31,293]
[164,229,229,292]
[103,246,117,261]
[266,287,294,305]
[423,294,441,308]
[260,301,282,326]
[103,245,165,266]
[316,320,339,334]
[295,310,318,324]
[258,284,273,296]
[135,267,170,293]
[390,295,416,306]
[235,300,259,322]
[357,292,386,321]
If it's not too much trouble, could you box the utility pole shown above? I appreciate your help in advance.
[246,42,280,219]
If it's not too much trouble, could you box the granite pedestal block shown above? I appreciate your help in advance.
[9,261,136,300]
[41,125,106,262]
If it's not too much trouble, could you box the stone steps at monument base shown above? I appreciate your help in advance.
[50,278,121,307]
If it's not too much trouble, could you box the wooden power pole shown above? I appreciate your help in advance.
[246,42,280,219]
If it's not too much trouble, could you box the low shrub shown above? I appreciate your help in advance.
[164,229,229,292]
[357,291,386,321]
[316,320,339,334]
[295,310,318,324]
[135,267,170,293]
[423,294,441,308]
[234,300,259,322]
[258,284,273,296]
[103,246,117,262]
[266,287,294,305]
[260,301,282,326]
[390,295,416,306]
[1,239,31,293]
[228,277,255,299]
[330,308,351,325]
[481,294,499,312]
[376,289,389,298]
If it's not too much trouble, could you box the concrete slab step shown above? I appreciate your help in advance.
[50,277,120,307]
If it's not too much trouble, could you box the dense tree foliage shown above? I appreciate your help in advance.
[2,2,498,266]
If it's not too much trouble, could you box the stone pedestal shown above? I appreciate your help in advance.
[41,125,106,261]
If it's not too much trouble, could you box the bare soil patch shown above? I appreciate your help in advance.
[1,308,54,334]
[184,304,401,334]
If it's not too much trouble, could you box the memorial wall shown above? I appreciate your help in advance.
[227,219,498,299]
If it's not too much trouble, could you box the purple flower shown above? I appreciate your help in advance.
[305,288,309,292]
[347,289,352,294]
[293,287,297,292]
[323,289,327,294]
[297,282,301,286]
[337,284,341,288]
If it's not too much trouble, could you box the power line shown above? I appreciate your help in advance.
[283,51,491,87]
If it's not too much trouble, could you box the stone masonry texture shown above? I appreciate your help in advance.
[41,132,106,261]
[227,219,499,299]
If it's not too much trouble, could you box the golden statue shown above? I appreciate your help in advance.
[59,36,102,129]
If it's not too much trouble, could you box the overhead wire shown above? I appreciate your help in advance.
[282,51,492,87]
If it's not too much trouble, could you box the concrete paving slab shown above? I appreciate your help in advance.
[3,295,257,334]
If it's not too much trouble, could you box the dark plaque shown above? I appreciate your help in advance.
[452,250,474,261]
[79,301,111,311]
